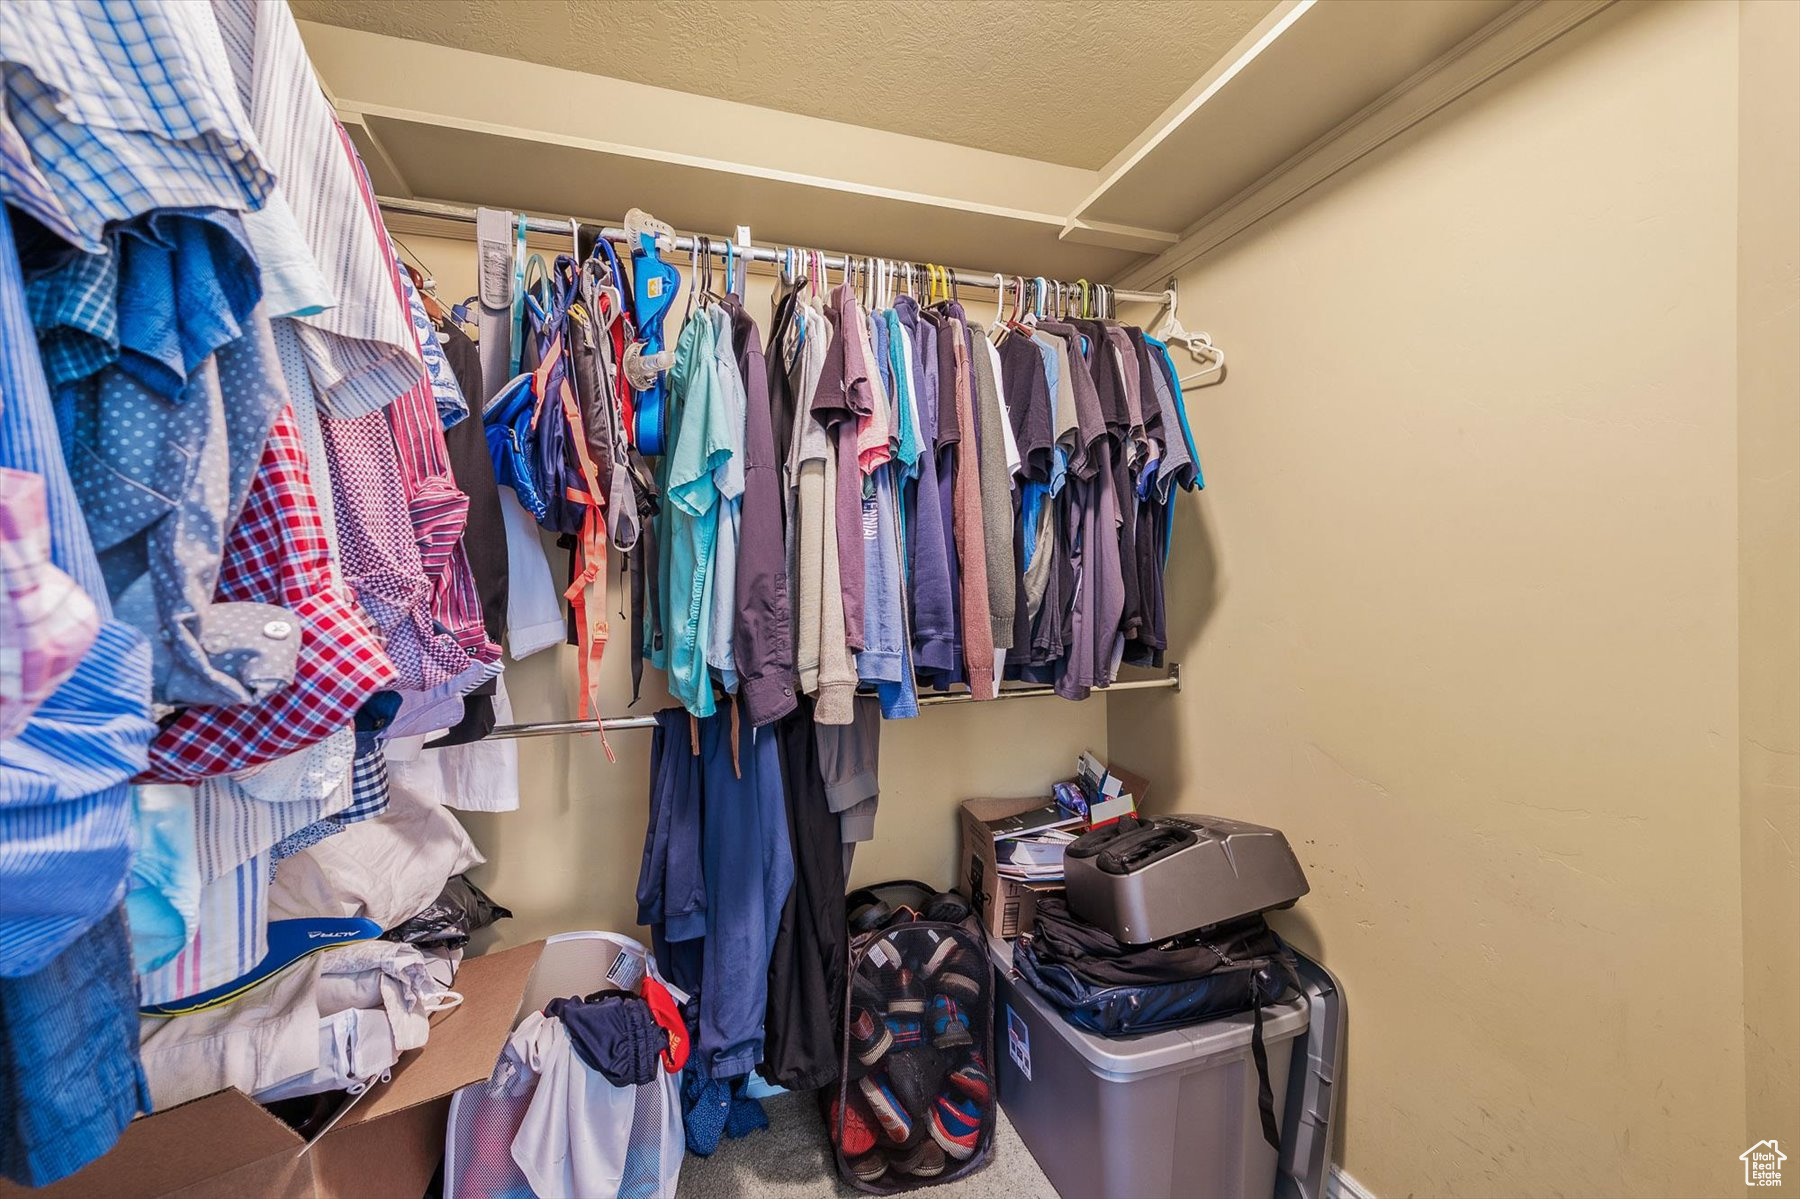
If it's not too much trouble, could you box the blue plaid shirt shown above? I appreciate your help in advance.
[0,0,271,252]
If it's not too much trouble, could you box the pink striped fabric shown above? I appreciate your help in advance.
[0,468,99,739]
[338,122,498,667]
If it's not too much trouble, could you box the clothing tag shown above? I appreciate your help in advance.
[868,941,897,969]
[606,948,646,993]
[646,275,664,299]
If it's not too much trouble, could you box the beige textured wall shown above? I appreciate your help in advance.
[393,233,1107,950]
[1736,0,1800,1158]
[1109,3,1759,1196]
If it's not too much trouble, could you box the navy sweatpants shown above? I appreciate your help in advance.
[637,704,794,1080]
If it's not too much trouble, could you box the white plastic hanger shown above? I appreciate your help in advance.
[1151,280,1226,388]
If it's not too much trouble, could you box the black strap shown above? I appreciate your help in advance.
[1250,973,1281,1152]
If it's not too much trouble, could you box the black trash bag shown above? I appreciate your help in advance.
[381,875,512,950]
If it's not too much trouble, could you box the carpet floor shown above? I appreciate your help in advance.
[675,1092,1059,1199]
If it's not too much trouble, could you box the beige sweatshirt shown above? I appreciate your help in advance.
[786,307,855,724]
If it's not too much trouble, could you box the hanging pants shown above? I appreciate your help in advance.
[637,703,794,1081]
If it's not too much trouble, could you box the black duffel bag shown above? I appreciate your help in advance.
[1014,895,1299,1149]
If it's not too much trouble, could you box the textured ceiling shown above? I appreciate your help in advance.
[289,0,1279,169]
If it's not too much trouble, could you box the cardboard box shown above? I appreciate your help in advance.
[1075,750,1150,827]
[1,940,544,1199]
[1106,765,1150,823]
[1014,880,1063,942]
[960,797,1072,939]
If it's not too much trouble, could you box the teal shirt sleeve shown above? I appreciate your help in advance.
[666,317,729,517]
[885,310,922,473]
[1151,337,1203,489]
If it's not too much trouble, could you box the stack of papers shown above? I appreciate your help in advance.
[983,797,1083,882]
[983,798,1084,841]
[995,828,1077,882]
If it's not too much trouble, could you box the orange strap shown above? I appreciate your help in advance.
[528,333,563,432]
[556,362,615,763]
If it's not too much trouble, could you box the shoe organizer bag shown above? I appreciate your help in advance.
[826,881,996,1193]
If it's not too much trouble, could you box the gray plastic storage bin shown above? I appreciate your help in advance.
[991,936,1309,1199]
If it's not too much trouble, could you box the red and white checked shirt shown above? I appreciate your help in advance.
[138,403,396,782]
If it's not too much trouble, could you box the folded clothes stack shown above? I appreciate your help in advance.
[137,770,512,1113]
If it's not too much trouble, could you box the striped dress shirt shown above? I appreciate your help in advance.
[135,728,355,1005]
[344,123,499,673]
[0,202,154,979]
[288,122,481,692]
[206,0,423,417]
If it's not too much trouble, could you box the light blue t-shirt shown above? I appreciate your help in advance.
[854,311,916,717]
[660,313,729,717]
[702,306,746,695]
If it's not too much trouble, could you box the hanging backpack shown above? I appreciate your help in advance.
[483,370,552,524]
[827,881,996,1193]
[519,256,590,538]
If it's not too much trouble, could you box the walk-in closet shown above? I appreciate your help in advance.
[0,3,1794,1198]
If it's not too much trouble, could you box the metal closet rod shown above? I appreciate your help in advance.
[376,195,1167,305]
[487,664,1181,740]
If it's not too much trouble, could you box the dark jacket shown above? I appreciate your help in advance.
[724,295,797,726]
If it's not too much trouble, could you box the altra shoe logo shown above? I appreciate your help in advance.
[306,930,364,939]
[1742,1140,1786,1187]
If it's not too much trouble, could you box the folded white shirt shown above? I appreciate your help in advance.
[140,940,460,1110]
[269,766,482,929]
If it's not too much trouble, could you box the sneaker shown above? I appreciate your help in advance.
[888,966,925,1015]
[920,937,967,979]
[849,1007,893,1066]
[848,1152,888,1183]
[935,967,981,1003]
[884,1010,925,1051]
[859,1074,913,1145]
[891,1139,947,1178]
[947,1061,992,1107]
[930,994,972,1050]
[829,1090,879,1157]
[930,1094,983,1160]
[887,1045,949,1118]
[852,968,887,1011]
